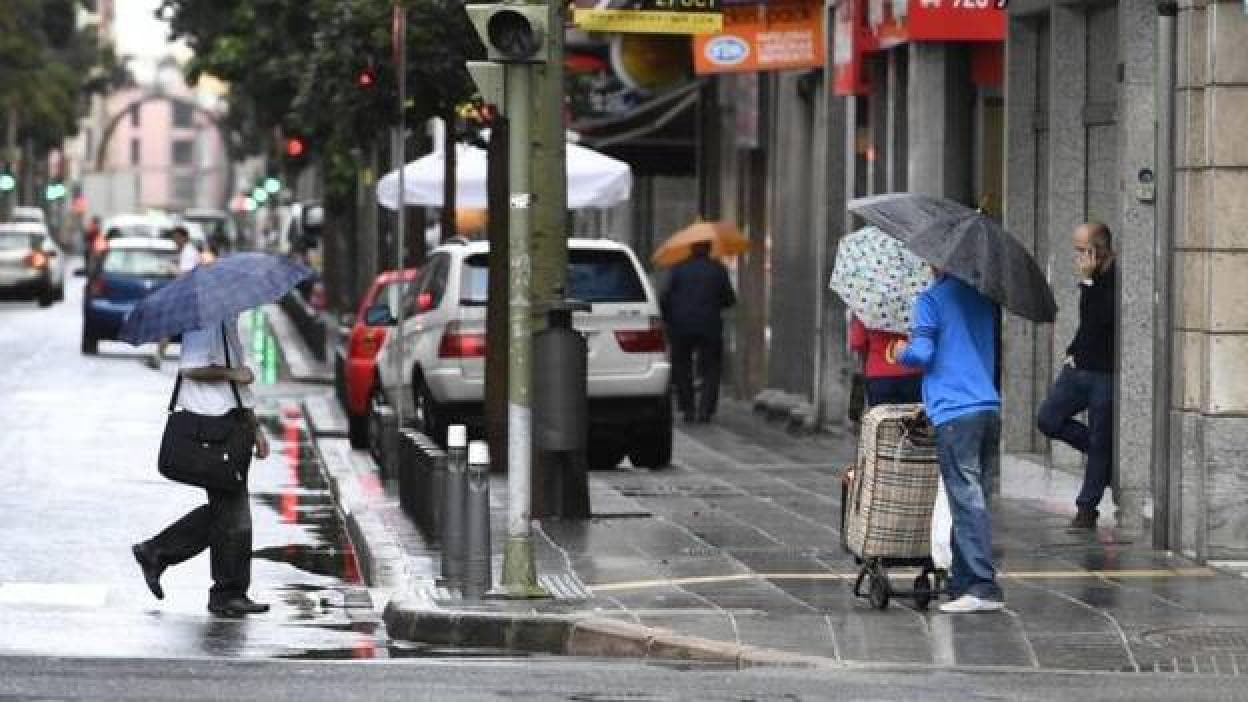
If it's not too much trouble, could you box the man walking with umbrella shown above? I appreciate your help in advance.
[1037,222,1117,529]
[121,252,313,617]
[661,240,736,424]
[132,316,272,616]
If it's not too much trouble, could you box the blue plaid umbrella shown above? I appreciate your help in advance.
[119,253,314,345]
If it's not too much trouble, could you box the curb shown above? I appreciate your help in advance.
[264,304,333,384]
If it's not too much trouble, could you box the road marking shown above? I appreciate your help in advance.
[586,568,1218,593]
[0,583,110,608]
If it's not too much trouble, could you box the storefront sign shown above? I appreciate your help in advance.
[574,0,723,34]
[866,0,1006,43]
[833,0,872,95]
[693,0,825,75]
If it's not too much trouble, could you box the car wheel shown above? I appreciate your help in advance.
[589,443,627,471]
[413,375,448,447]
[628,398,674,470]
[347,411,369,450]
[81,328,98,355]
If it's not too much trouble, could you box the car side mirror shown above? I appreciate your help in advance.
[340,312,357,328]
[364,303,396,326]
[413,291,435,313]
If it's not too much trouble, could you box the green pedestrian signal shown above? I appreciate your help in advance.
[263,177,281,194]
[45,182,67,201]
[0,174,14,192]
[252,187,269,204]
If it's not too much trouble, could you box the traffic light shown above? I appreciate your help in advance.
[0,173,14,192]
[466,4,549,63]
[45,182,67,201]
[285,137,306,159]
[356,59,378,89]
[263,176,282,194]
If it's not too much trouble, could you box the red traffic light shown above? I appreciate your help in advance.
[357,68,376,88]
[285,137,306,158]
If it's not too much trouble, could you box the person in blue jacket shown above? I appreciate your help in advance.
[897,270,1004,614]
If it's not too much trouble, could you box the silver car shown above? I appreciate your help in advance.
[0,222,64,306]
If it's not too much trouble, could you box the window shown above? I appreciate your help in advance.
[172,139,193,165]
[173,174,195,204]
[102,249,179,277]
[172,102,194,128]
[130,105,140,127]
[460,249,646,305]
[130,138,140,165]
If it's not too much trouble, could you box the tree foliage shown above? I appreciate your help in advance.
[158,0,483,206]
[0,0,131,152]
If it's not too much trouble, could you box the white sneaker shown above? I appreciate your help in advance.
[939,594,1005,613]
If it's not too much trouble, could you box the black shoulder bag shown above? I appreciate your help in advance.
[157,323,254,492]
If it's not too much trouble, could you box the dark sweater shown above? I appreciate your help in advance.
[1067,262,1116,373]
[660,254,736,336]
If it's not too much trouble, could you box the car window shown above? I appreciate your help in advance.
[460,249,647,305]
[0,233,31,251]
[408,255,449,314]
[372,281,411,316]
[102,249,179,276]
[106,224,160,239]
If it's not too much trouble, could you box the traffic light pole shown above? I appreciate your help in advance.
[390,4,409,424]
[499,62,546,597]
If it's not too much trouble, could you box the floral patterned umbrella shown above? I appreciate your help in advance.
[829,226,932,334]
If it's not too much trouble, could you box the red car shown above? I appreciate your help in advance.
[335,268,420,447]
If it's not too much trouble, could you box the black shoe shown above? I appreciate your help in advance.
[1069,509,1099,529]
[131,543,165,600]
[208,596,270,617]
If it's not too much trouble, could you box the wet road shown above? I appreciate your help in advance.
[0,274,382,660]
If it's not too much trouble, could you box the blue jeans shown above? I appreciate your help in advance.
[1037,367,1113,512]
[865,376,922,407]
[936,410,1002,601]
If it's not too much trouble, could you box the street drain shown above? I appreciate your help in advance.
[1143,627,1248,652]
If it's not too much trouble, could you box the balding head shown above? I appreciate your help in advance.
[1073,222,1114,273]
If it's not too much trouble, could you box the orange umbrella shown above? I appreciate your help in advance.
[651,221,749,268]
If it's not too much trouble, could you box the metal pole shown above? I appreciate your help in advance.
[390,4,409,423]
[1153,0,1178,551]
[498,63,544,597]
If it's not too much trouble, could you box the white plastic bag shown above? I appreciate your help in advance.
[931,476,953,570]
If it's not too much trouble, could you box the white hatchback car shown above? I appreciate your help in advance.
[374,238,673,469]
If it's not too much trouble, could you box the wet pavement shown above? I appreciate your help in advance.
[0,278,383,660]
[299,308,1248,674]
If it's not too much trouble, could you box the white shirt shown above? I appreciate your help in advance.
[177,317,255,416]
[178,243,201,273]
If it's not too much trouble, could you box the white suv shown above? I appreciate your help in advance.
[374,238,673,469]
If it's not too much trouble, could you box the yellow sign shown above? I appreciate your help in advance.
[574,8,722,34]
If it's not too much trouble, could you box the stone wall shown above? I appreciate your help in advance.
[1172,0,1248,560]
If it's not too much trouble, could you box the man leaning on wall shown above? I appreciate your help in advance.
[1037,222,1117,530]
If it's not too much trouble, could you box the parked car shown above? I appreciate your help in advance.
[334,268,421,448]
[0,222,64,306]
[81,237,179,354]
[374,238,673,469]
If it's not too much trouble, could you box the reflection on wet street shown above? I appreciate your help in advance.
[0,283,384,660]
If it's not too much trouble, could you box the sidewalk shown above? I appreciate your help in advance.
[267,307,1248,674]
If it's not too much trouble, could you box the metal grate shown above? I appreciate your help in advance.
[1143,627,1248,652]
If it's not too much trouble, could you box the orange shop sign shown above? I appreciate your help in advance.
[693,1,826,75]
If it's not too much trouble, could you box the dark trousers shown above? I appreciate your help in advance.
[865,375,922,407]
[1037,366,1114,512]
[143,487,252,601]
[670,330,723,420]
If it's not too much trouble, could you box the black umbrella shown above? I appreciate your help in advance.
[848,193,977,242]
[908,213,1058,323]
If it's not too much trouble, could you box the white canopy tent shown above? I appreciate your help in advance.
[376,140,632,210]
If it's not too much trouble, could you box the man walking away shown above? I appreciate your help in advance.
[132,315,272,617]
[146,227,201,369]
[661,241,736,423]
[898,271,1004,614]
[1037,222,1116,529]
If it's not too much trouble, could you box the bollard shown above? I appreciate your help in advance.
[533,297,592,519]
[463,440,493,599]
[376,405,400,481]
[440,425,468,589]
[396,429,418,516]
[428,443,447,540]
